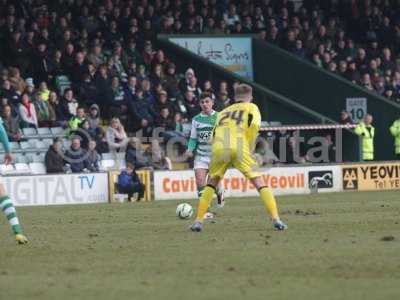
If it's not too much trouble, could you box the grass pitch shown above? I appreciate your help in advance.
[1,191,400,300]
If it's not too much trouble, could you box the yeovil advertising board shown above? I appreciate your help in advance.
[169,37,254,79]
[153,166,342,200]
[342,162,400,191]
[2,173,109,206]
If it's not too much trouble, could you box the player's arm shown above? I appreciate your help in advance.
[0,121,12,164]
[186,120,198,157]
[247,105,261,150]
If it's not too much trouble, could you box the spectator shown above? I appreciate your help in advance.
[106,117,128,153]
[19,93,38,128]
[87,104,101,132]
[64,137,89,173]
[155,106,174,130]
[94,64,112,113]
[1,79,19,107]
[8,67,26,94]
[63,88,79,117]
[126,137,152,169]
[34,92,51,127]
[214,92,232,111]
[86,140,101,172]
[117,162,145,201]
[37,82,50,101]
[77,73,97,106]
[154,90,173,114]
[183,90,200,119]
[130,88,156,135]
[164,63,180,99]
[68,107,86,131]
[109,76,127,117]
[48,91,68,127]
[202,80,216,100]
[124,75,137,104]
[94,127,110,154]
[339,110,353,124]
[150,139,172,170]
[1,105,22,142]
[45,138,65,174]
[73,119,94,150]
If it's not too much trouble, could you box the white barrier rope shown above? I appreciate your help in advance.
[259,124,357,131]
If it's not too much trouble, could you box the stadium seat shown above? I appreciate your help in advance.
[36,140,48,150]
[22,127,38,138]
[51,127,65,136]
[43,139,53,148]
[37,127,52,137]
[0,164,15,174]
[10,142,21,152]
[15,154,29,163]
[26,153,44,163]
[115,152,125,160]
[14,163,31,173]
[102,152,115,160]
[100,159,115,171]
[117,159,126,170]
[29,162,46,174]
[20,141,34,151]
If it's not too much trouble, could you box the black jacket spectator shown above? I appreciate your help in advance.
[130,89,157,126]
[45,140,65,173]
[86,141,100,172]
[125,138,151,169]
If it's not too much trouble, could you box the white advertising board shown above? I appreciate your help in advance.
[3,173,109,206]
[153,166,342,200]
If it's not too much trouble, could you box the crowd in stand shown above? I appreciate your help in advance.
[1,0,400,170]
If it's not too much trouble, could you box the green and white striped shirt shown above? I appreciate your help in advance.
[187,111,218,157]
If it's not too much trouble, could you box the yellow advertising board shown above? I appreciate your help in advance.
[108,170,152,202]
[342,162,400,191]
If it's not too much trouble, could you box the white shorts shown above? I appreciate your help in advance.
[194,155,211,170]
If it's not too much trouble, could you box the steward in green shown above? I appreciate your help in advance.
[390,118,400,159]
[354,114,375,161]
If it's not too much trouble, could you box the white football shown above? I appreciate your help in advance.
[176,203,194,219]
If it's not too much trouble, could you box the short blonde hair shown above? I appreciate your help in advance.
[235,84,253,102]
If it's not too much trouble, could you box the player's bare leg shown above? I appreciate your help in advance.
[250,176,288,230]
[0,182,28,244]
